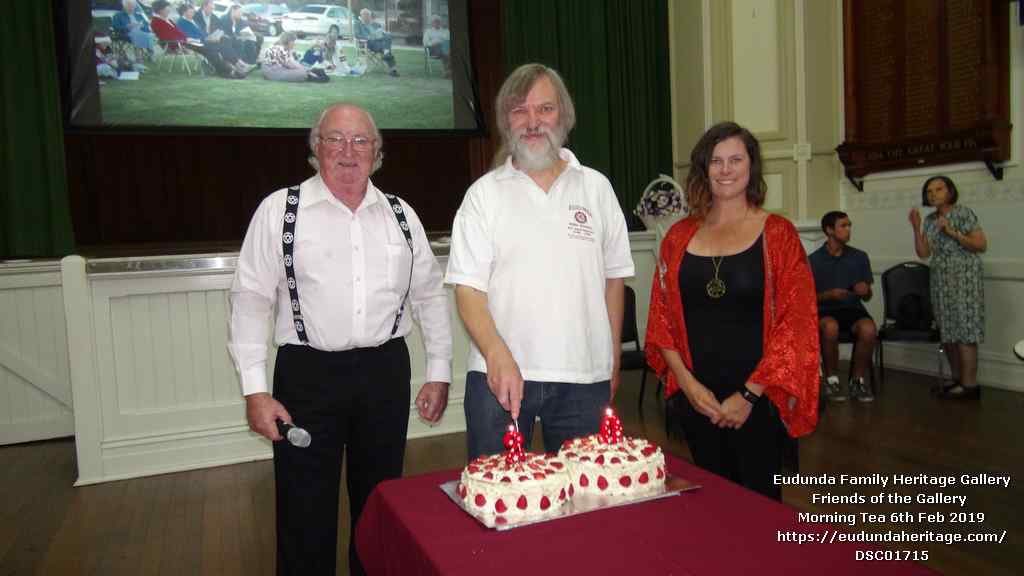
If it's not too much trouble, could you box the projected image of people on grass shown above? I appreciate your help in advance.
[70,0,475,130]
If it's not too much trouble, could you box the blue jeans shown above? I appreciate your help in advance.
[464,370,610,461]
[366,37,396,67]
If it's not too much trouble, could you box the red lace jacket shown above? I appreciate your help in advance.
[645,214,820,437]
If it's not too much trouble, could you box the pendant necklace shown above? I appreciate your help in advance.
[707,256,726,299]
[705,208,748,299]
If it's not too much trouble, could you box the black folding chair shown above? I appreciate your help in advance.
[620,285,651,413]
[877,262,945,390]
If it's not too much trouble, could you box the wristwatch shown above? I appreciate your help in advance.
[740,387,761,405]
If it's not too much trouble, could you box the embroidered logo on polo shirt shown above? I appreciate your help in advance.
[568,204,595,242]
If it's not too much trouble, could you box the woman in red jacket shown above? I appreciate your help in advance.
[645,122,819,499]
[150,0,250,79]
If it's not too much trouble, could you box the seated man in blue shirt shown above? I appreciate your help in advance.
[809,211,878,402]
[356,8,399,76]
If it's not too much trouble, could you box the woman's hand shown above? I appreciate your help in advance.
[910,207,931,258]
[681,377,724,425]
[908,207,922,230]
[718,393,753,429]
[936,216,958,238]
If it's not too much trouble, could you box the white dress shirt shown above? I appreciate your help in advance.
[422,27,450,47]
[445,149,634,384]
[228,174,452,396]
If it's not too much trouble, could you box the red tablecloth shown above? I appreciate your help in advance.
[356,455,937,575]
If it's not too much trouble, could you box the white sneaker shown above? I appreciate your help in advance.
[825,375,847,402]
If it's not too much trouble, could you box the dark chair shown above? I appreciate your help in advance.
[620,285,651,413]
[423,45,443,74]
[156,39,203,75]
[356,37,385,72]
[877,262,945,388]
[110,28,135,64]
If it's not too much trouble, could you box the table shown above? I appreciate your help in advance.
[356,455,937,575]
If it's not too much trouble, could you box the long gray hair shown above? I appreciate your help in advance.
[492,63,576,169]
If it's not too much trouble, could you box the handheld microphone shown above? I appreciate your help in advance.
[276,420,312,448]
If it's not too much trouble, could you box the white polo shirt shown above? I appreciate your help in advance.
[445,149,635,383]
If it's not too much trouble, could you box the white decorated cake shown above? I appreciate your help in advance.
[558,434,666,497]
[457,451,572,527]
[456,411,665,527]
[557,408,665,497]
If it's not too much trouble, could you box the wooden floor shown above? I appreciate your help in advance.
[2,367,1022,576]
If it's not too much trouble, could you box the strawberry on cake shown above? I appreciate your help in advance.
[457,452,572,527]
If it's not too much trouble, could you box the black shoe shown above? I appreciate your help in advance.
[943,385,980,400]
[389,68,399,77]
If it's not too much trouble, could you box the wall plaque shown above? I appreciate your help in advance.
[836,0,1011,189]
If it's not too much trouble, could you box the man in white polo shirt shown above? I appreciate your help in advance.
[446,63,634,460]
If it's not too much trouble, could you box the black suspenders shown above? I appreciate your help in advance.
[282,186,414,344]
[383,193,415,337]
[282,186,306,341]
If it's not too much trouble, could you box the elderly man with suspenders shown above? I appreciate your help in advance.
[228,103,452,576]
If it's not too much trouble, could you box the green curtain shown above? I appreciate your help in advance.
[502,0,673,229]
[0,0,75,259]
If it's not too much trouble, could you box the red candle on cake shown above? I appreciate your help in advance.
[503,423,526,466]
[598,407,624,445]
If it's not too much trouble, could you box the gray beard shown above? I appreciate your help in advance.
[510,129,564,173]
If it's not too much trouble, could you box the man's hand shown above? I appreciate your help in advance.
[852,281,870,298]
[455,284,522,418]
[485,347,525,420]
[610,366,621,401]
[415,381,449,423]
[826,288,850,301]
[245,393,291,442]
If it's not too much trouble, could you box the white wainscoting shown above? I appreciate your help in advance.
[0,260,74,445]
[63,232,660,485]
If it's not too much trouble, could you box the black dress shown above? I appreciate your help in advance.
[676,235,782,499]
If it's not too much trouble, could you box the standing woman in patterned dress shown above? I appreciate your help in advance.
[909,175,988,399]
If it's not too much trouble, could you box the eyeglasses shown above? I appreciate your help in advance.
[319,134,375,152]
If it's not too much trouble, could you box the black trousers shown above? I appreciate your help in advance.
[674,393,783,500]
[272,339,411,576]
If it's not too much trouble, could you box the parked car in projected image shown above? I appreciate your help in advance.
[212,1,232,20]
[242,3,290,37]
[280,4,354,39]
